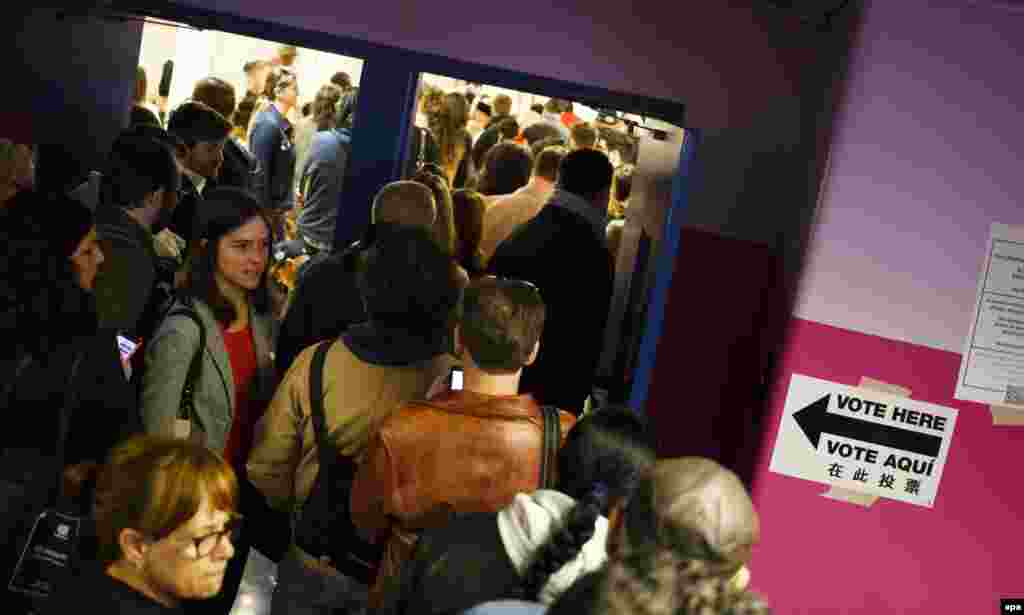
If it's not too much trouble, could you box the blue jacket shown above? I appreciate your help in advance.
[297,128,351,249]
[249,105,296,211]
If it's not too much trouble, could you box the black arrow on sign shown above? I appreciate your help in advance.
[793,395,941,458]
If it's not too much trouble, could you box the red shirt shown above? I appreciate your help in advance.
[222,323,259,472]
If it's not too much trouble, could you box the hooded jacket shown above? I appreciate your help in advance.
[377,490,607,615]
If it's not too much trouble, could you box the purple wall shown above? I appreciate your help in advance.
[795,0,1024,352]
[178,0,800,128]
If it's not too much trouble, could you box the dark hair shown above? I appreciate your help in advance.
[35,143,87,196]
[522,122,564,147]
[301,102,313,118]
[470,118,520,172]
[476,142,532,197]
[357,225,460,332]
[167,101,232,148]
[530,136,567,159]
[530,103,544,115]
[192,77,237,120]
[571,122,598,149]
[2,191,98,361]
[522,405,654,601]
[234,97,256,130]
[102,135,179,209]
[312,83,343,131]
[451,189,486,275]
[497,117,520,140]
[544,98,563,114]
[559,149,613,201]
[182,187,272,325]
[264,67,297,102]
[476,100,493,117]
[331,71,352,91]
[533,145,567,183]
[121,123,185,153]
[459,277,545,372]
[337,88,359,129]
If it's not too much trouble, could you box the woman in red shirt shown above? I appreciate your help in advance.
[141,187,281,615]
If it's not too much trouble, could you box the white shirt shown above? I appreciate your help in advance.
[183,167,206,195]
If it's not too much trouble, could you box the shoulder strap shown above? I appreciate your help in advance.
[539,406,560,489]
[166,298,207,421]
[308,340,334,470]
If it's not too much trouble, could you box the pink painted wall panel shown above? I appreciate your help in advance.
[751,317,1022,614]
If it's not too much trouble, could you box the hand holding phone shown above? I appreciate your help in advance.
[117,335,141,381]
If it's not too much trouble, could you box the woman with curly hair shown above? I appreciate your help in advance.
[376,405,654,615]
[547,458,770,615]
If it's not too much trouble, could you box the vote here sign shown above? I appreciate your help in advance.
[770,374,958,508]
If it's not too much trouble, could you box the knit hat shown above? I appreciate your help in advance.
[497,490,609,605]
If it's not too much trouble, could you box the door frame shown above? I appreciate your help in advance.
[117,0,695,416]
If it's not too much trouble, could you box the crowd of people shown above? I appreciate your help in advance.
[0,42,766,615]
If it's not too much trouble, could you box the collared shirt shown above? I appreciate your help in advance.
[480,179,555,264]
[183,167,206,195]
[549,188,607,244]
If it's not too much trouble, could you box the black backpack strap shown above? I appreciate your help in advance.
[539,406,560,489]
[165,297,206,423]
[308,341,334,477]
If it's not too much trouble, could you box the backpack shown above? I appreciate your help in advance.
[293,340,383,585]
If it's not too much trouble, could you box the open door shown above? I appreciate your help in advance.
[599,123,686,404]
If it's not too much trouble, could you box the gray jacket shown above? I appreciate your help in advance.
[140,298,277,454]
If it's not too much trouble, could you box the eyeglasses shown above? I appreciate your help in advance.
[188,514,243,559]
[479,276,542,299]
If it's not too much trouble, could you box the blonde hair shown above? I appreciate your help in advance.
[597,458,768,615]
[93,435,238,566]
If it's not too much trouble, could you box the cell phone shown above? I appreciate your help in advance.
[117,335,140,363]
[449,367,464,391]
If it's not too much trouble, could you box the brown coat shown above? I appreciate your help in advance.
[247,338,453,512]
[349,390,575,607]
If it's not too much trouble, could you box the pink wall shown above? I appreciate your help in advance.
[751,319,1022,614]
[752,1,1024,613]
[177,0,801,128]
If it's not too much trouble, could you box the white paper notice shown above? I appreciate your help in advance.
[956,223,1024,406]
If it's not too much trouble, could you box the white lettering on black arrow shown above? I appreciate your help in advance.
[793,395,941,457]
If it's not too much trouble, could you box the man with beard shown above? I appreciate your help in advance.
[93,130,182,337]
[167,101,232,246]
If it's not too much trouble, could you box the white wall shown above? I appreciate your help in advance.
[138,21,364,115]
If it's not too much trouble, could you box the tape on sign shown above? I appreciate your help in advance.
[818,376,913,508]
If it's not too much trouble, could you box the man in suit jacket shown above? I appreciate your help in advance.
[191,77,265,199]
[166,101,232,246]
[488,149,614,415]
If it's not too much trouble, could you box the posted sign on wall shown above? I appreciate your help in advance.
[770,375,958,508]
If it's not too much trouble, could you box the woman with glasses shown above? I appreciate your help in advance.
[46,435,240,613]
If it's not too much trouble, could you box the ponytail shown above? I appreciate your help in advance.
[521,489,605,601]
